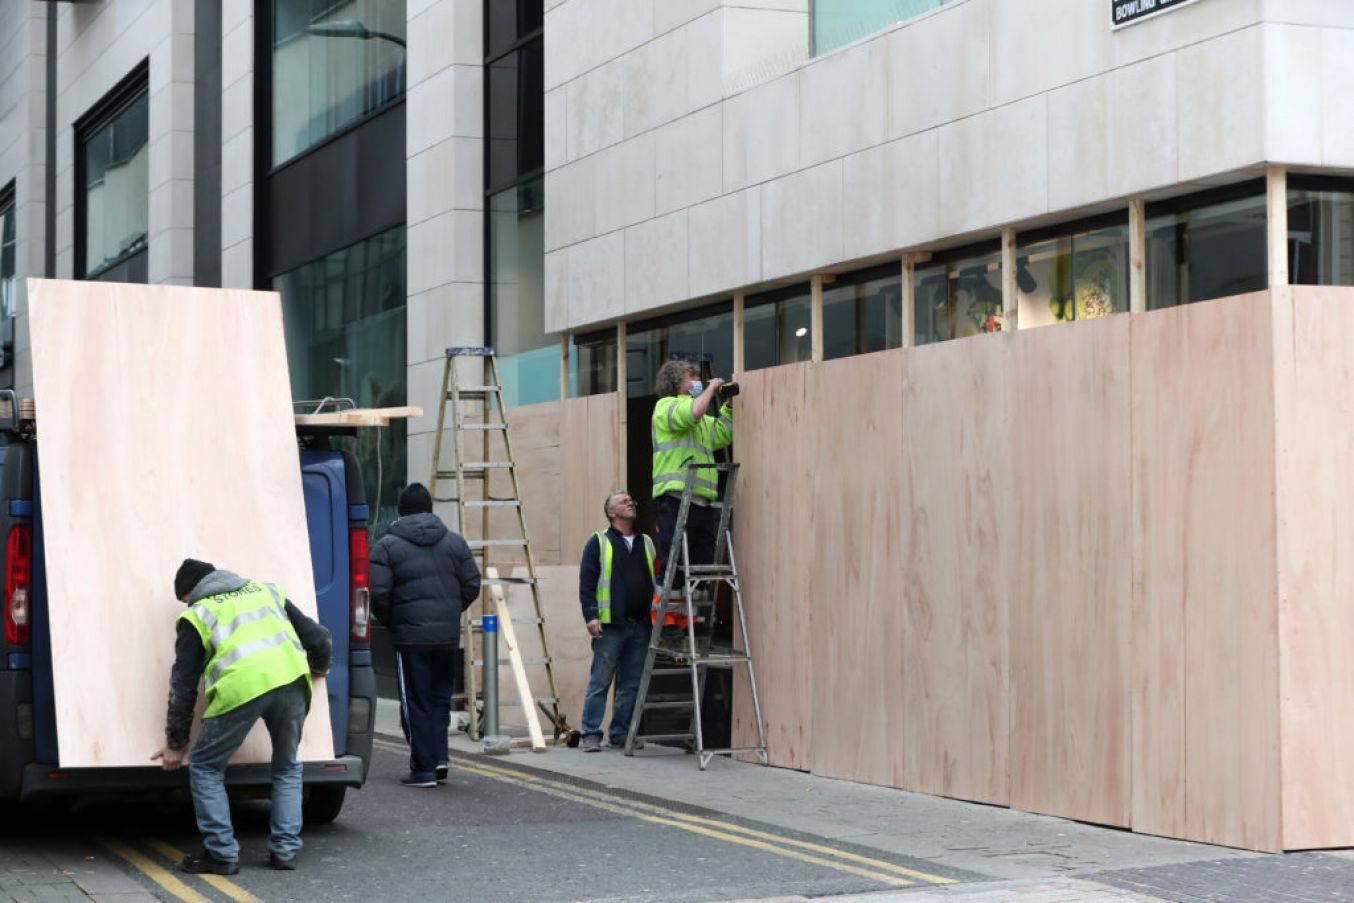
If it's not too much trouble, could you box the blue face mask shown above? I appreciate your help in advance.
[689,380,704,397]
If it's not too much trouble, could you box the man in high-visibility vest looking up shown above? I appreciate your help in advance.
[151,558,332,875]
[651,359,733,611]
[577,490,656,752]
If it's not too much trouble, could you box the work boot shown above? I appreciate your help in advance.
[180,849,239,876]
[400,771,437,788]
[268,851,298,871]
[580,735,601,752]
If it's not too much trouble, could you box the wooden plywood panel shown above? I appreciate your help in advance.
[1274,286,1354,849]
[465,400,561,567]
[1131,293,1281,852]
[731,364,815,770]
[897,336,1013,807]
[1009,317,1131,827]
[27,279,333,768]
[807,352,906,788]
[560,393,620,561]
[493,565,596,732]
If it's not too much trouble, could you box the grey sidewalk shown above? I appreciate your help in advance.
[0,842,155,903]
[374,697,1354,901]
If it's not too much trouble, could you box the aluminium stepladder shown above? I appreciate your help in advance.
[623,461,769,769]
[428,346,561,740]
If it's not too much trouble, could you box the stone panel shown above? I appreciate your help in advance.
[655,106,723,215]
[887,0,990,140]
[568,231,626,326]
[625,209,689,311]
[688,187,762,299]
[760,159,843,279]
[1107,53,1178,198]
[722,73,799,192]
[1046,75,1108,214]
[1176,25,1265,183]
[842,130,939,259]
[797,36,887,169]
[593,132,656,236]
[623,26,688,137]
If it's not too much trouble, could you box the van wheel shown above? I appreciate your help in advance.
[303,786,346,825]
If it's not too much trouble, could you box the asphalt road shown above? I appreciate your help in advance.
[2,736,969,903]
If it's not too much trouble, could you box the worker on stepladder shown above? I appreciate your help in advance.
[577,490,658,752]
[651,360,733,633]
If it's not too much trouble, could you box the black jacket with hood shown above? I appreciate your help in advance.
[370,513,481,648]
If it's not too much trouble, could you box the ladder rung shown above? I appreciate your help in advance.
[464,500,521,509]
[650,666,697,676]
[465,461,514,469]
[468,538,529,548]
[686,566,735,575]
[449,386,501,395]
[460,423,507,431]
[640,700,695,711]
[634,732,695,743]
[480,577,536,586]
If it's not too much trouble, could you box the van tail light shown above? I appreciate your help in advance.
[5,524,32,645]
[349,527,370,643]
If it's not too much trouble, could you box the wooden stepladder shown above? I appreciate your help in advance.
[428,347,556,745]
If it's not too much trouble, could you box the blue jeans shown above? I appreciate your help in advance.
[188,678,309,861]
[581,620,650,743]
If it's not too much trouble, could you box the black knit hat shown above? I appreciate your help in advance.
[398,483,433,516]
[174,558,215,600]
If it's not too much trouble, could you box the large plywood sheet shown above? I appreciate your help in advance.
[808,352,906,788]
[27,279,332,768]
[1274,286,1354,849]
[897,336,1013,807]
[560,393,621,559]
[1131,293,1281,852]
[732,364,815,770]
[1009,317,1131,827]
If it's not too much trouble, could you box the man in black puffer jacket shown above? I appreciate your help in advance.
[370,483,481,787]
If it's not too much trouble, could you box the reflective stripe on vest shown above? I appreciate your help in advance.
[651,396,731,501]
[593,531,656,625]
[178,582,310,718]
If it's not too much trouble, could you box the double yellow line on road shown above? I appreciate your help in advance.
[95,835,262,903]
[374,738,953,888]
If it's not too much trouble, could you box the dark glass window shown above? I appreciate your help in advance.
[570,329,618,397]
[486,39,544,193]
[78,81,149,279]
[1146,186,1267,309]
[276,225,407,534]
[1017,219,1129,329]
[487,0,543,59]
[1288,180,1354,287]
[0,184,14,320]
[272,0,407,166]
[913,246,1003,345]
[627,304,734,398]
[744,284,812,370]
[822,264,903,360]
[490,178,556,406]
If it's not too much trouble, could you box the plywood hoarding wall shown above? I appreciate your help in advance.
[721,289,1354,851]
